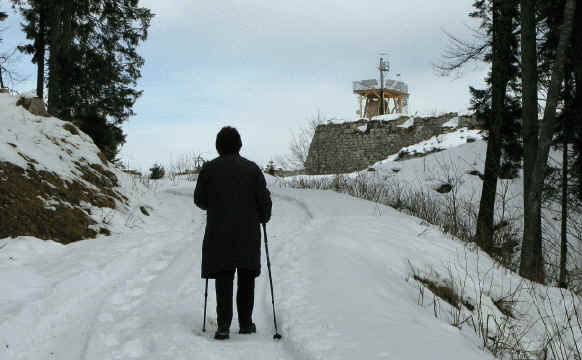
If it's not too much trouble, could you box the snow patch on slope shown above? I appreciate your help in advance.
[397,117,415,128]
[441,117,459,128]
[0,94,102,178]
[371,113,408,121]
[0,92,153,242]
[374,128,483,163]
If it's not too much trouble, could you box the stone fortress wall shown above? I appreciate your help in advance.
[304,113,479,175]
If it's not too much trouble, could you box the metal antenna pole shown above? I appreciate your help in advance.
[378,56,390,116]
[379,58,384,115]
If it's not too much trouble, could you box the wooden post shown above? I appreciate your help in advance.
[363,97,369,119]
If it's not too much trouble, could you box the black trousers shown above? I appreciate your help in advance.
[214,268,256,330]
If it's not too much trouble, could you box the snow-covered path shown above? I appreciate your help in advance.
[1,183,495,360]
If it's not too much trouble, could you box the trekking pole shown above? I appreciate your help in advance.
[262,223,282,340]
[202,278,208,332]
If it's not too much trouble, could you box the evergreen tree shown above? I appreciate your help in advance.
[530,0,582,285]
[0,8,9,88]
[519,0,577,283]
[472,0,522,251]
[13,0,153,161]
[12,0,47,98]
[437,0,523,253]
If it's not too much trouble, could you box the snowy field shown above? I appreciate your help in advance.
[2,93,581,359]
[1,178,501,360]
[3,174,581,359]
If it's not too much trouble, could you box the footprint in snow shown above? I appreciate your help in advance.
[102,333,119,347]
[150,261,169,271]
[127,288,145,297]
[115,316,141,331]
[121,339,145,359]
[98,313,115,323]
[108,293,128,306]
[142,275,156,282]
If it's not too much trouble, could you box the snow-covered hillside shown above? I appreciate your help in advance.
[2,104,581,360]
[0,92,152,243]
[285,127,578,269]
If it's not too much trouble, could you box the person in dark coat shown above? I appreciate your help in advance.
[194,126,272,340]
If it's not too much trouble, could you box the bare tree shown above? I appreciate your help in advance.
[280,110,327,170]
[0,7,27,90]
[434,27,489,78]
[0,8,7,88]
[0,48,25,89]
[475,0,516,251]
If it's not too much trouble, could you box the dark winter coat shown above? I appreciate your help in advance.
[194,154,272,279]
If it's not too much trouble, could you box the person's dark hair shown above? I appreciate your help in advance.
[216,126,242,155]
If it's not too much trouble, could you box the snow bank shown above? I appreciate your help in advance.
[442,117,460,128]
[0,93,103,177]
[369,128,484,163]
[0,92,153,243]
[397,117,415,128]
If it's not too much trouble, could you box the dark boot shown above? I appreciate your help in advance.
[214,328,230,340]
[239,322,257,334]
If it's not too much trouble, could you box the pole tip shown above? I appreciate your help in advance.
[273,333,282,340]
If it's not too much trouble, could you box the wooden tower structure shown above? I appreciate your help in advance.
[353,59,409,118]
[353,79,409,118]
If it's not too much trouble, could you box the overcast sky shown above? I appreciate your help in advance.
[2,0,487,171]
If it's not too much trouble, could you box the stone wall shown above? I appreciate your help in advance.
[305,113,477,174]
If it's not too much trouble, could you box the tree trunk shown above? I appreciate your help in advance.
[47,0,73,119]
[35,1,46,99]
[519,0,544,282]
[559,115,568,288]
[476,130,501,250]
[520,0,577,283]
[475,0,513,251]
[47,0,61,115]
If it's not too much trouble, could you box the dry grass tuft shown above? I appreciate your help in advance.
[139,206,150,216]
[413,274,474,311]
[62,123,79,135]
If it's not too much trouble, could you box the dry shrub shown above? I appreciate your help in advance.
[63,123,79,135]
[285,173,477,244]
[414,274,469,311]
[149,163,165,180]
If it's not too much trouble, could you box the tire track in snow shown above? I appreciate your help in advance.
[271,192,314,220]
[82,186,312,360]
[0,237,167,360]
[259,188,331,360]
[81,189,203,360]
[81,233,198,359]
